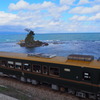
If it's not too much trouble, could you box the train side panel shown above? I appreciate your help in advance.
[0,57,100,94]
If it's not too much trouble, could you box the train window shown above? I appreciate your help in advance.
[0,60,1,65]
[1,60,7,67]
[49,67,59,76]
[83,72,91,80]
[42,66,48,74]
[33,65,41,73]
[23,63,31,71]
[8,61,14,68]
[15,62,22,69]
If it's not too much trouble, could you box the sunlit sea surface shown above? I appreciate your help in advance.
[0,32,100,59]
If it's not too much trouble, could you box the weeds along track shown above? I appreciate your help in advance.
[0,76,90,100]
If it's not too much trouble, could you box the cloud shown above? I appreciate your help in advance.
[0,10,78,33]
[0,25,25,32]
[0,10,62,32]
[70,15,88,21]
[9,0,29,11]
[9,0,55,11]
[88,13,100,21]
[48,5,69,19]
[8,0,69,19]
[1,10,99,33]
[0,0,99,33]
[0,11,18,25]
[27,1,55,11]
[60,0,76,5]
[77,0,100,5]
[69,5,100,14]
[96,0,100,3]
[70,13,100,21]
[78,0,90,5]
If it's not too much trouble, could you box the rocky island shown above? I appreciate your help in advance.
[18,29,48,48]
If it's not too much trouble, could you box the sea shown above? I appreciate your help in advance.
[0,32,100,59]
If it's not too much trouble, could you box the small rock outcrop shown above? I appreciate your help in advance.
[18,29,48,48]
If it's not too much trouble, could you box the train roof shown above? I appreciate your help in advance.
[0,51,100,69]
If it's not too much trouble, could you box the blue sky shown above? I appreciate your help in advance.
[0,0,100,33]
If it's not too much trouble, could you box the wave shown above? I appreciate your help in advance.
[0,39,100,59]
[1,39,100,45]
[42,40,100,45]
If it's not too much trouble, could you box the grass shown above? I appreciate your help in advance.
[0,85,9,92]
[0,85,33,100]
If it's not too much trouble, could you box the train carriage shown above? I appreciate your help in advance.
[0,51,100,99]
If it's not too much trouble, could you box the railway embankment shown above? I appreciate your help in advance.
[0,77,90,100]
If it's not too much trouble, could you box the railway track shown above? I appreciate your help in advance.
[0,75,91,100]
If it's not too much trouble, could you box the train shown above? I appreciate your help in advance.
[0,51,100,100]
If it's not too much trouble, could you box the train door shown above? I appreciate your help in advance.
[82,68,93,92]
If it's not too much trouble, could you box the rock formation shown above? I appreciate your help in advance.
[18,29,48,48]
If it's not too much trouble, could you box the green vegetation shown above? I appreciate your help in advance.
[25,31,35,45]
[0,85,32,100]
[18,29,48,47]
[0,85,9,92]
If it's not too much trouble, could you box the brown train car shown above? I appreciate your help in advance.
[0,51,100,100]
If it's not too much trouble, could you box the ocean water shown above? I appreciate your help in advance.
[0,32,100,59]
